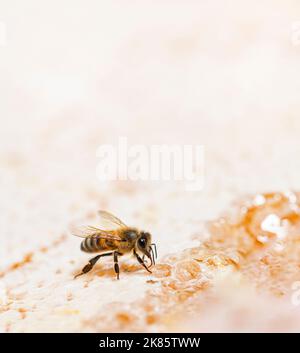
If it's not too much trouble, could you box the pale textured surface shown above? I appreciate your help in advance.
[1,0,300,332]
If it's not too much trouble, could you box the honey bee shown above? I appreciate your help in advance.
[72,211,157,280]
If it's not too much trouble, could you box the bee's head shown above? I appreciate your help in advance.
[137,231,157,267]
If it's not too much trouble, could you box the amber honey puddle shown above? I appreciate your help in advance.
[85,192,300,332]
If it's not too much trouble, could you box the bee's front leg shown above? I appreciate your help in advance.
[134,250,152,274]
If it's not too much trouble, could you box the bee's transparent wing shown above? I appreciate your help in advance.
[70,224,121,241]
[70,224,99,238]
[97,210,127,229]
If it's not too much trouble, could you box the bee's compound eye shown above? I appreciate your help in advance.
[138,237,146,248]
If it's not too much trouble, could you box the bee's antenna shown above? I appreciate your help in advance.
[150,247,155,266]
[151,243,157,259]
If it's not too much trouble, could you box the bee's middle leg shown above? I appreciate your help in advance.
[113,251,121,280]
[74,252,113,279]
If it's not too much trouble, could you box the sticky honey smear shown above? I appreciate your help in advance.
[83,192,300,332]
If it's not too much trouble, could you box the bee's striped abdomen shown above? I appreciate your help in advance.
[80,236,101,253]
[80,236,118,253]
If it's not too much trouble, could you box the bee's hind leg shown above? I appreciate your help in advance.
[74,252,113,279]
